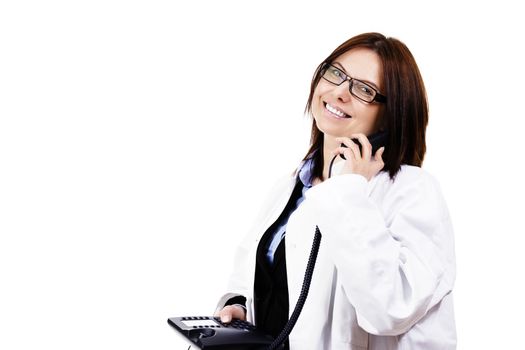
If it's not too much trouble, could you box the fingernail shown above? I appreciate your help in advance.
[221,314,231,323]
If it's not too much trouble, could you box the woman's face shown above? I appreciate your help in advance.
[312,48,385,139]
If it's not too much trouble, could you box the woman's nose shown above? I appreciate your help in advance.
[332,80,352,103]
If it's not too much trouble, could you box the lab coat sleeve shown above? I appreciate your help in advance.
[304,169,455,336]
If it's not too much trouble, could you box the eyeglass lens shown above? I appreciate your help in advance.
[323,65,377,103]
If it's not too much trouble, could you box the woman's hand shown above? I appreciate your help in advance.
[213,305,246,323]
[334,133,385,181]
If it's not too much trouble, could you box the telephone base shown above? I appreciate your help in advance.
[168,316,275,350]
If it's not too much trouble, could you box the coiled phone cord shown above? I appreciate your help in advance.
[267,226,322,350]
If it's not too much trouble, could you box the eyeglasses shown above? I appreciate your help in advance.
[320,63,387,104]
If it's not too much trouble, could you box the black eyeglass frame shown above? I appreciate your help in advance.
[320,63,387,104]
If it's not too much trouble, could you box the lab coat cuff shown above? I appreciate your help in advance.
[306,173,368,202]
[215,293,254,323]
[304,173,374,236]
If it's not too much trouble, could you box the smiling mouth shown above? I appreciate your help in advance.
[324,102,351,119]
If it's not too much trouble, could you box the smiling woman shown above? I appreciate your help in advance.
[304,33,429,182]
[214,32,456,350]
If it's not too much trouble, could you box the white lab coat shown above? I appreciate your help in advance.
[216,164,456,350]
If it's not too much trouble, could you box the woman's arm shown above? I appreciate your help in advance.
[305,168,455,335]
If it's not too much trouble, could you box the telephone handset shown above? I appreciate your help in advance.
[167,316,273,350]
[340,130,388,160]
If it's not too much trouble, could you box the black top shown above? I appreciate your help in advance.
[254,179,304,348]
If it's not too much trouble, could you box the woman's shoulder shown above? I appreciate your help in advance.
[378,164,441,188]
[374,165,447,207]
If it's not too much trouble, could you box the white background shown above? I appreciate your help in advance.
[1,1,524,349]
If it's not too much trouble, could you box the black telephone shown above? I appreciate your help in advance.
[340,130,388,160]
[168,131,388,349]
[167,316,273,350]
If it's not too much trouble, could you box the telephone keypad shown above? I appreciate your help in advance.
[178,316,257,331]
[214,317,257,331]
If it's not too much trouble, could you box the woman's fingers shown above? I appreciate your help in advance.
[350,133,372,160]
[215,305,246,323]
[333,136,386,181]
[332,145,355,161]
[335,137,360,159]
[375,146,385,163]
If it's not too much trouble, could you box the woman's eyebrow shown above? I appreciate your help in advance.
[332,61,381,91]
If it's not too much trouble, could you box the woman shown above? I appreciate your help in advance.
[214,32,456,350]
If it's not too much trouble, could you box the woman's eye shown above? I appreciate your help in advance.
[326,66,343,78]
[332,68,343,77]
[357,83,374,96]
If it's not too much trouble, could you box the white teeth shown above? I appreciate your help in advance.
[326,103,347,118]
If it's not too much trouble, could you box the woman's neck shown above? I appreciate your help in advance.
[320,135,343,182]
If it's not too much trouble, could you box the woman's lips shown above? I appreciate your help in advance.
[324,102,351,119]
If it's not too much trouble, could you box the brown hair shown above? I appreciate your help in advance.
[304,32,428,180]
